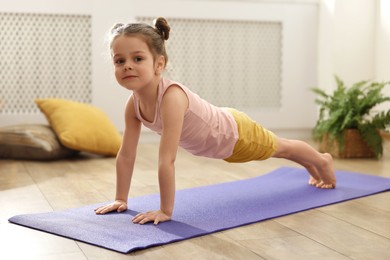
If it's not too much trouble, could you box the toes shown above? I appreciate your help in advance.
[309,177,320,186]
[316,181,335,189]
[325,183,336,189]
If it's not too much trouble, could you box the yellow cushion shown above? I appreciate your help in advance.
[35,98,121,156]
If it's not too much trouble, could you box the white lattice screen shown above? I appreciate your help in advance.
[0,12,92,115]
[137,17,282,109]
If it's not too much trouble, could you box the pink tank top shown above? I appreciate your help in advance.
[133,77,238,159]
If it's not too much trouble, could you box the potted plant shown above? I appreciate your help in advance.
[312,76,390,158]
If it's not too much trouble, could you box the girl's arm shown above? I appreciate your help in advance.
[132,85,188,225]
[95,96,141,214]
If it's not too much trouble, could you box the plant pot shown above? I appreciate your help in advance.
[380,130,390,142]
[319,129,376,158]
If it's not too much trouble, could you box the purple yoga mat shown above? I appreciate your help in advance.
[8,167,390,253]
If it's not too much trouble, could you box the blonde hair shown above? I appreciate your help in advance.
[109,17,170,67]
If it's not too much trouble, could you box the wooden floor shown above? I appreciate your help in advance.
[1,140,390,260]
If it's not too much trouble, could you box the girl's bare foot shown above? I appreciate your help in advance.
[309,176,321,186]
[271,138,336,189]
[315,153,336,189]
[305,164,322,186]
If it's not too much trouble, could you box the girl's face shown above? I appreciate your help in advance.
[111,35,163,91]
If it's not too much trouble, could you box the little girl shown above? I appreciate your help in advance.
[95,17,336,225]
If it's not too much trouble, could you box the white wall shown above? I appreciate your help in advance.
[0,0,133,128]
[0,0,320,140]
[318,0,390,115]
[91,0,136,131]
[0,0,94,126]
[2,0,388,138]
[318,0,389,89]
[376,0,390,82]
[376,0,390,112]
[333,0,376,85]
[318,0,375,91]
[95,0,321,135]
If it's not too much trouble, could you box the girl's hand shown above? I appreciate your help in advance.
[132,210,171,225]
[94,200,128,214]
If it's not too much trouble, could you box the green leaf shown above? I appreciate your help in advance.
[311,76,390,158]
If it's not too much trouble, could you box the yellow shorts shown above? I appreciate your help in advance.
[224,108,277,163]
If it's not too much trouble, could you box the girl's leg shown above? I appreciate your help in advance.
[272,137,336,189]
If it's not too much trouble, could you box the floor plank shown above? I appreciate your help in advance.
[1,141,389,259]
[276,210,390,259]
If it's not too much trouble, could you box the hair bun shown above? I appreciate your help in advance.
[153,17,170,40]
[111,23,124,33]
